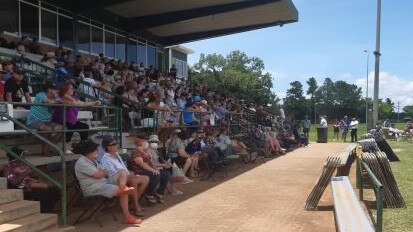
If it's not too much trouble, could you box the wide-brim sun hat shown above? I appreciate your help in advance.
[149,134,160,142]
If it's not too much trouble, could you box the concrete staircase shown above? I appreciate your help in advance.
[0,177,74,232]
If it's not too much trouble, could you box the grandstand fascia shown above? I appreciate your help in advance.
[1,0,298,70]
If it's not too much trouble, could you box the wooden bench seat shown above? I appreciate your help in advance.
[331,176,374,232]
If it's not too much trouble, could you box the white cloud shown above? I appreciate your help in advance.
[355,71,413,108]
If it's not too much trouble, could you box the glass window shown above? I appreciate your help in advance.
[20,2,39,39]
[91,26,103,54]
[0,0,19,34]
[157,51,163,71]
[41,10,57,44]
[78,22,90,52]
[115,35,125,60]
[147,45,156,68]
[137,42,146,66]
[59,15,73,48]
[127,39,137,63]
[105,31,115,58]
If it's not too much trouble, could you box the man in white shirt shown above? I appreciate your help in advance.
[320,116,328,128]
[349,117,359,142]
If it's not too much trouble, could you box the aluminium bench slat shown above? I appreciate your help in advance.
[331,176,374,232]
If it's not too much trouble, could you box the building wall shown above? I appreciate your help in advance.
[0,0,164,70]
[165,48,189,79]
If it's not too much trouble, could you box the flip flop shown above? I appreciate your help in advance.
[123,215,142,225]
[118,186,135,196]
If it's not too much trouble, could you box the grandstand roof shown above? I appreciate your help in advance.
[52,0,298,46]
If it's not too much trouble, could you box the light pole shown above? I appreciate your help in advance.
[314,103,317,124]
[364,50,370,125]
[314,102,321,124]
[373,0,382,125]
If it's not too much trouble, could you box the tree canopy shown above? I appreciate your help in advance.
[190,50,277,105]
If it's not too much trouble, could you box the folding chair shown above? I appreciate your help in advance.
[251,137,266,163]
[69,161,118,227]
[201,147,230,181]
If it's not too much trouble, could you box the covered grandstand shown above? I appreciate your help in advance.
[0,0,299,230]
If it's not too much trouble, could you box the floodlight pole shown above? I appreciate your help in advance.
[372,0,382,126]
[364,50,369,125]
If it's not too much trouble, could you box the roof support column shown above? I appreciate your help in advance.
[72,13,78,56]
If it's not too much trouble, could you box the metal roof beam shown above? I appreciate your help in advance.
[163,20,296,46]
[124,0,279,32]
[74,0,136,12]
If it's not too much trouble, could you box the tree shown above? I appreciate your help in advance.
[403,105,413,116]
[190,50,278,105]
[379,100,393,119]
[313,78,363,120]
[306,77,318,100]
[284,81,308,118]
[306,77,318,122]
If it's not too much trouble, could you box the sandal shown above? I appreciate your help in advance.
[155,193,164,203]
[123,215,142,225]
[118,186,134,196]
[146,195,157,204]
[133,211,145,217]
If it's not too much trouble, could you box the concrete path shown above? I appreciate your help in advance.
[74,143,347,232]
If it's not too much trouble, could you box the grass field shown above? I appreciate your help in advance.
[379,141,413,232]
[305,124,412,231]
[307,123,405,142]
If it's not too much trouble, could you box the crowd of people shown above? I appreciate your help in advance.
[0,38,316,226]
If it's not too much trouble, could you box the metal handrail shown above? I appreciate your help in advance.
[357,156,383,232]
[0,101,124,226]
[0,113,67,226]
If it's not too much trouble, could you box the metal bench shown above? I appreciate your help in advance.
[331,176,374,232]
[336,143,357,176]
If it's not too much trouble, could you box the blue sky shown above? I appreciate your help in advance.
[184,0,413,108]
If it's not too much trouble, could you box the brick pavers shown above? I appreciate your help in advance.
[74,143,347,232]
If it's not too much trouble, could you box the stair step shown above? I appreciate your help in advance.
[0,200,40,224]
[0,213,58,232]
[0,177,7,189]
[43,226,76,232]
[0,189,24,205]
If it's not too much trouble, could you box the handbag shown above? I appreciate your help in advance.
[170,163,186,183]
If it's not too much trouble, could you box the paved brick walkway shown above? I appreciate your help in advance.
[74,143,347,232]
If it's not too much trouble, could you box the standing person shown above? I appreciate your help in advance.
[340,116,349,142]
[349,117,359,142]
[73,140,141,225]
[333,119,340,142]
[319,115,328,128]
[302,115,311,139]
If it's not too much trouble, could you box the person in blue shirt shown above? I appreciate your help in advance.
[26,83,62,156]
[100,135,149,216]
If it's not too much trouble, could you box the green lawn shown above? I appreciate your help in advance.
[380,141,413,232]
[307,123,405,143]
[306,124,412,231]
[307,124,368,142]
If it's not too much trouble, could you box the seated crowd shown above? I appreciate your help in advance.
[0,37,311,226]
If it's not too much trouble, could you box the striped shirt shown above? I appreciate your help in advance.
[26,92,54,125]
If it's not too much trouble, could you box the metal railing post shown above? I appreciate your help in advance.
[63,105,67,152]
[376,187,383,232]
